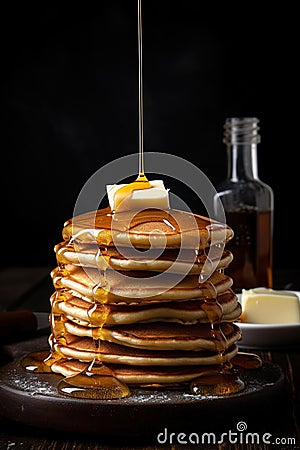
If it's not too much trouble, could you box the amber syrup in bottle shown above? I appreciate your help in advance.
[214,118,273,293]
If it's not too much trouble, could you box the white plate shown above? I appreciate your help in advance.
[236,291,300,349]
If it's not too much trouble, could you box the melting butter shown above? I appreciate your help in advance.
[107,178,170,212]
[241,287,300,324]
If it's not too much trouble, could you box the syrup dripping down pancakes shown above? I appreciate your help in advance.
[39,207,247,398]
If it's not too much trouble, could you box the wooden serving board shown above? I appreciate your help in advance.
[0,336,284,437]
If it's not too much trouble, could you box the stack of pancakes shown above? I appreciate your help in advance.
[48,207,242,386]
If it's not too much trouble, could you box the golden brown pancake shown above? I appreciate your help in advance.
[50,332,239,366]
[50,359,234,384]
[51,265,233,304]
[62,207,233,249]
[50,289,241,325]
[61,321,241,351]
[56,241,233,275]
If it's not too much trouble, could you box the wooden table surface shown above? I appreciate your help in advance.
[0,266,300,450]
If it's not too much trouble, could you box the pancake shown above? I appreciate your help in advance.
[51,265,233,304]
[56,242,233,275]
[62,207,233,249]
[50,289,241,325]
[61,321,242,351]
[50,359,232,384]
[50,332,239,366]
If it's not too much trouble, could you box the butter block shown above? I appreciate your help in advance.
[241,287,300,324]
[107,180,170,212]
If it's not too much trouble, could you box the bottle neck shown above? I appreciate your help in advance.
[227,143,259,181]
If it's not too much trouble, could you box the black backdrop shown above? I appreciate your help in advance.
[2,1,299,271]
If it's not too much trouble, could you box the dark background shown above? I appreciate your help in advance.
[2,1,298,272]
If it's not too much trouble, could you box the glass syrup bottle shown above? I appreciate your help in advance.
[214,117,274,293]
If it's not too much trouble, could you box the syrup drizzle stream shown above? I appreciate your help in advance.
[138,0,144,178]
[112,0,153,212]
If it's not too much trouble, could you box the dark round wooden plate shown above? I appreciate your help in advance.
[0,338,284,437]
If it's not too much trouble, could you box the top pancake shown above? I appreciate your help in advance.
[62,207,233,249]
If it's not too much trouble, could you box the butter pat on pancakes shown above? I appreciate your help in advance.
[241,287,300,324]
[107,179,170,212]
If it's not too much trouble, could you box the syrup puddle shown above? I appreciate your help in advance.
[190,371,245,396]
[21,351,53,373]
[189,352,262,397]
[57,364,130,400]
[21,351,130,400]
